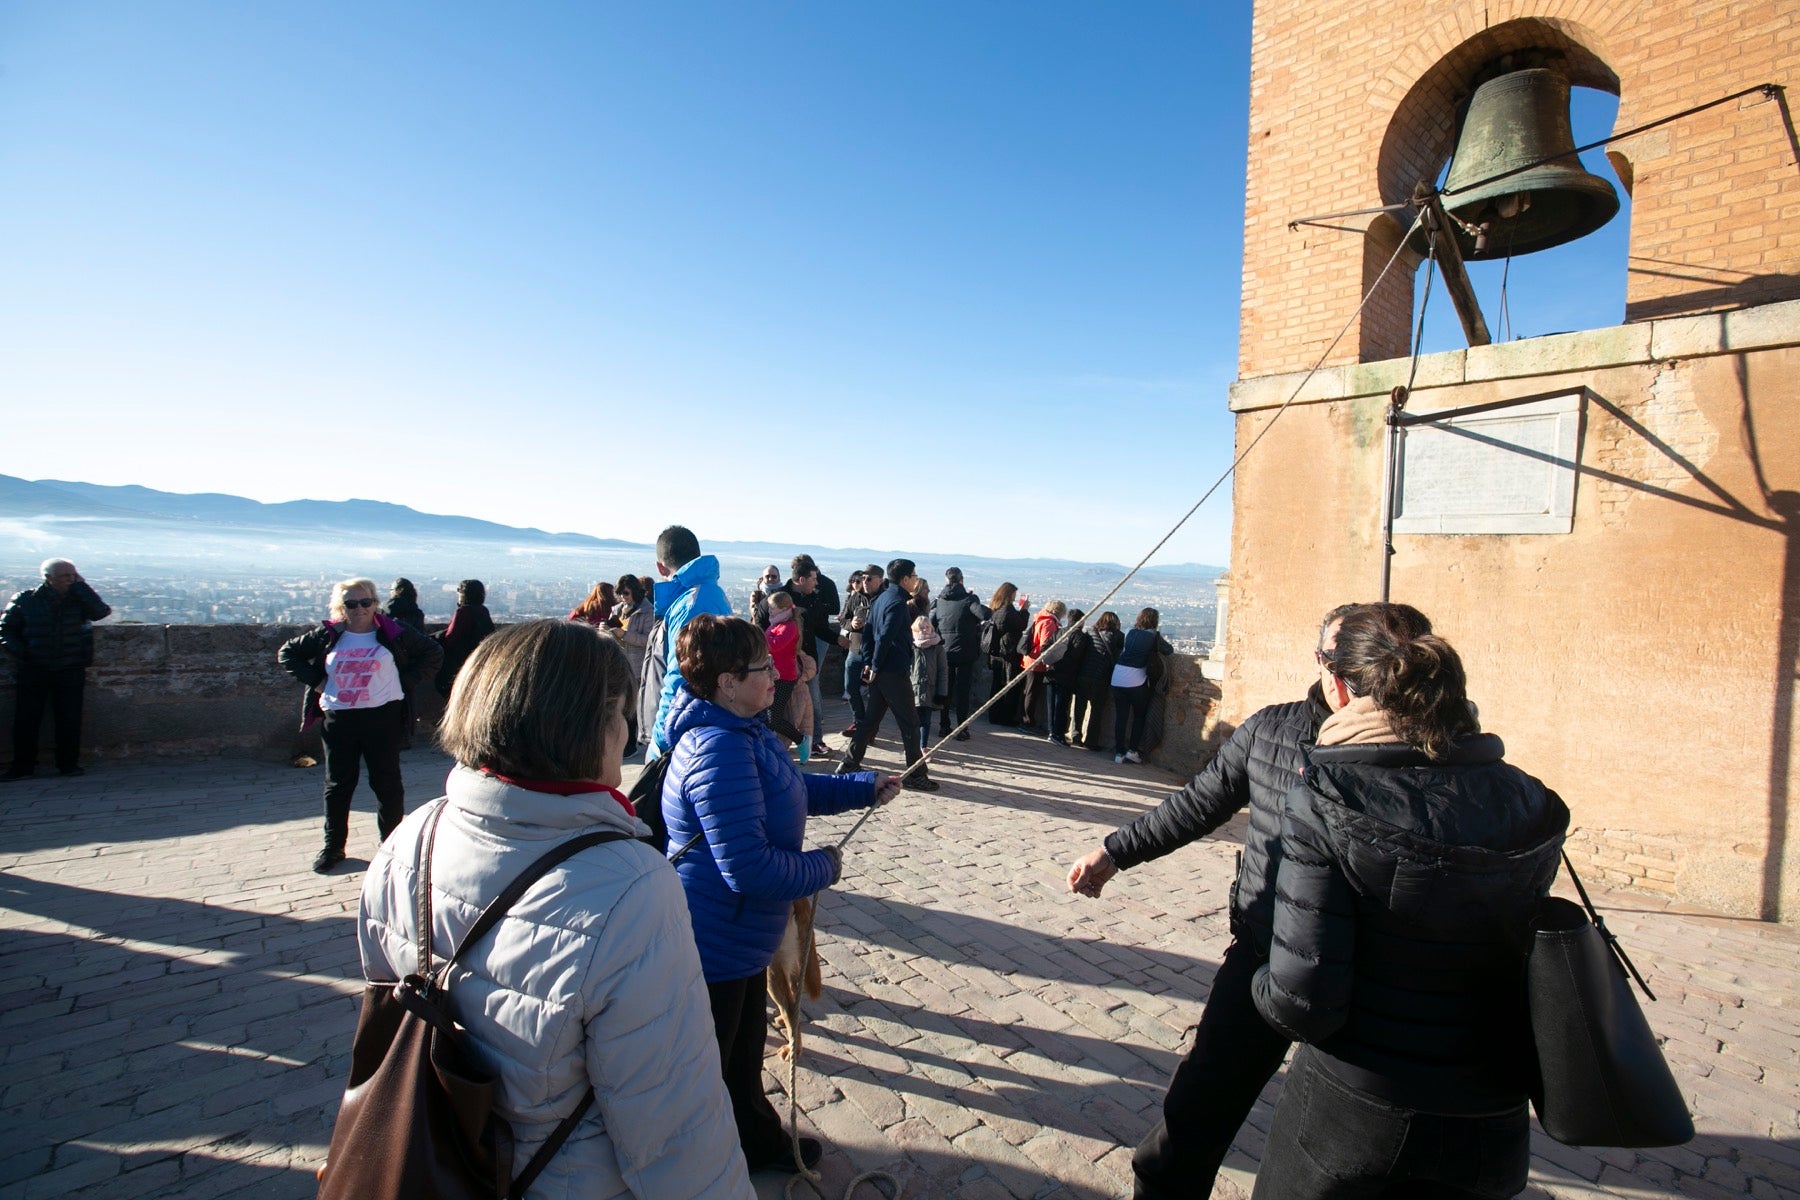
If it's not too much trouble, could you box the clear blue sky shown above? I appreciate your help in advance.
[0,4,1627,568]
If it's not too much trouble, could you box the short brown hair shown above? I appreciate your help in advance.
[437,619,631,780]
[1134,607,1160,630]
[1094,611,1121,633]
[676,614,766,700]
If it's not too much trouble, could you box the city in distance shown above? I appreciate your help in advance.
[0,476,1223,649]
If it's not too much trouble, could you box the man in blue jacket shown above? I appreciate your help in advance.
[834,559,939,791]
[642,526,733,757]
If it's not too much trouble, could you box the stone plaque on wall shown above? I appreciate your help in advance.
[1392,391,1584,534]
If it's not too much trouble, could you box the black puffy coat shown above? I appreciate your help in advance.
[1250,735,1568,1114]
[786,576,836,651]
[1,582,112,670]
[1074,628,1122,696]
[1104,684,1331,953]
[932,583,989,664]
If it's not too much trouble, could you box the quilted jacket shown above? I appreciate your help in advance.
[0,581,111,669]
[661,683,877,981]
[1104,683,1332,953]
[1250,736,1569,1113]
[358,768,753,1199]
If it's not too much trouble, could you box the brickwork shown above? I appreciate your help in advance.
[1241,0,1800,378]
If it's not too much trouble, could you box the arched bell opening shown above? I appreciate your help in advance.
[1360,18,1630,362]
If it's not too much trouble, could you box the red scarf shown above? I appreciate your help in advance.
[479,769,634,817]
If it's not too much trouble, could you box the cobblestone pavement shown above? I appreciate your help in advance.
[2,700,1797,1199]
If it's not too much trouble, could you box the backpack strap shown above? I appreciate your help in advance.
[510,1091,594,1199]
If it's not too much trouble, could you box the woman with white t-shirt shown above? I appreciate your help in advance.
[1110,607,1173,764]
[279,577,442,874]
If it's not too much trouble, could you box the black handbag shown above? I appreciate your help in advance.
[1526,851,1694,1148]
[318,803,630,1199]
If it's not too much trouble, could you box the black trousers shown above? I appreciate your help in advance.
[707,970,787,1165]
[10,664,86,773]
[1113,683,1152,753]
[944,657,978,732]
[842,670,927,776]
[1020,669,1048,728]
[987,658,1022,725]
[1134,937,1292,1199]
[319,700,407,853]
[1251,1048,1529,1200]
[1048,680,1073,739]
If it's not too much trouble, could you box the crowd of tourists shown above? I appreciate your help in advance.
[6,538,1571,1198]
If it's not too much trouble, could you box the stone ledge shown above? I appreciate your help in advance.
[1228,296,1800,410]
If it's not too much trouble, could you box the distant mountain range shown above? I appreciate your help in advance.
[0,474,1224,579]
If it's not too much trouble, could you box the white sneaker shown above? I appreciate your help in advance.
[1125,750,1142,764]
[1113,753,1127,764]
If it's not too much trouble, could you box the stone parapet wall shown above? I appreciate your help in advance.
[1150,653,1228,779]
[1,624,323,762]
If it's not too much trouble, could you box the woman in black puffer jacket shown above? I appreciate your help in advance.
[1070,611,1121,750]
[1249,605,1569,1200]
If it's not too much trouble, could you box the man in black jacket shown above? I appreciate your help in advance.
[930,567,988,740]
[3,559,112,780]
[1066,603,1423,1199]
[786,554,839,757]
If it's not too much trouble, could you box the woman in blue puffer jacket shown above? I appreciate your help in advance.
[662,614,900,1173]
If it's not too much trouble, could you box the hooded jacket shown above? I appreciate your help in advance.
[358,769,754,1199]
[646,555,733,753]
[1104,684,1333,953]
[1251,735,1569,1114]
[661,683,876,981]
[931,582,988,665]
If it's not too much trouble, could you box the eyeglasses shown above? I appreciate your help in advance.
[739,661,777,677]
[1314,649,1338,671]
[344,598,377,609]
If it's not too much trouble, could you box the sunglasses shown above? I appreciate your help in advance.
[1314,649,1338,671]
[344,598,377,609]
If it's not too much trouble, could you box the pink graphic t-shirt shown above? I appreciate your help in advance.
[322,630,404,711]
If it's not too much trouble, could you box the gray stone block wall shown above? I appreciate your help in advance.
[1,624,322,763]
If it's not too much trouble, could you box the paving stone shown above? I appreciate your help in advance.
[2,721,1797,1197]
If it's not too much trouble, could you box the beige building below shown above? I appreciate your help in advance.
[1227,0,1799,920]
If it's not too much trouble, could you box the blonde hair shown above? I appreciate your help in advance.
[768,590,795,612]
[438,620,633,780]
[329,577,379,620]
[1041,600,1067,620]
[911,614,933,635]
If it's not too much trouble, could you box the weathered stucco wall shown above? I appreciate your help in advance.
[1225,308,1800,921]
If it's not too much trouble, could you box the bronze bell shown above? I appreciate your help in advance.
[1412,67,1619,260]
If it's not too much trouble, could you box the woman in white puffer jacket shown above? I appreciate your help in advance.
[357,619,753,1199]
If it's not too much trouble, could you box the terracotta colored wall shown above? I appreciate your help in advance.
[1225,318,1800,920]
[1241,0,1800,377]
